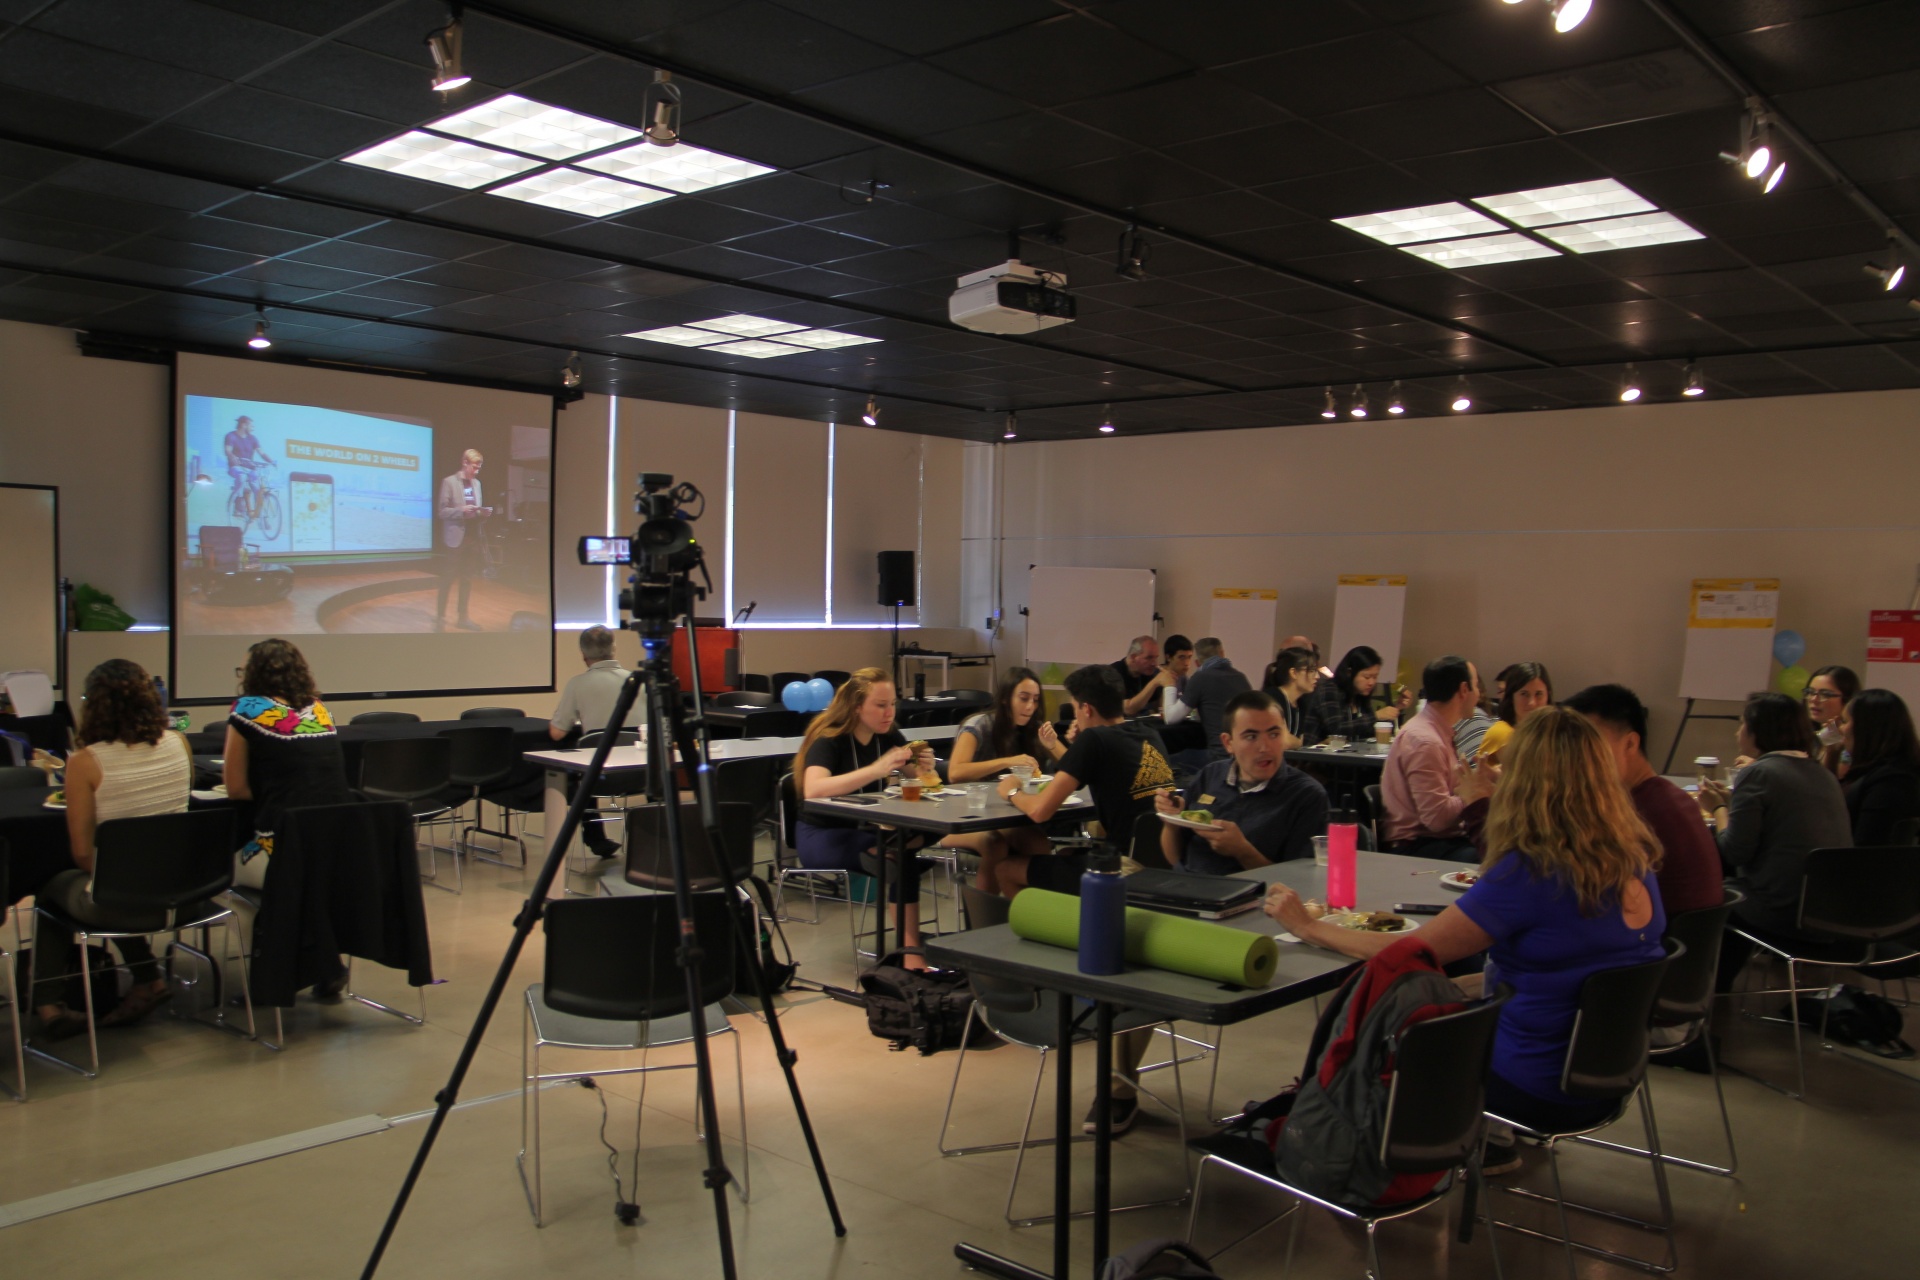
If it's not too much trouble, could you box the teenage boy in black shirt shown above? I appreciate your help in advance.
[993,663,1173,895]
[1157,690,1329,875]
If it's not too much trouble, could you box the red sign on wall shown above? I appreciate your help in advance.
[1867,610,1920,664]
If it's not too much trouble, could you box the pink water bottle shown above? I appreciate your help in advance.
[1326,810,1359,910]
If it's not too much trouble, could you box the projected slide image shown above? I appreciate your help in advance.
[179,393,551,638]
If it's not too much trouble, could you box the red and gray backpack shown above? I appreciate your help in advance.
[1232,937,1467,1210]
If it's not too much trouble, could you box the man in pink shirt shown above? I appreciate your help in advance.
[1381,655,1481,858]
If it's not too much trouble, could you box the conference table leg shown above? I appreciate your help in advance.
[1092,1000,1114,1273]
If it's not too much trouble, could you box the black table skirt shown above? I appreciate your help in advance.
[0,791,247,905]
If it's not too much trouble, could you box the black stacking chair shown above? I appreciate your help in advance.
[517,893,746,1225]
[812,669,851,690]
[460,706,525,720]
[28,809,250,1078]
[1187,988,1511,1279]
[438,726,523,869]
[1579,889,1743,1178]
[1730,846,1920,1099]
[712,691,776,710]
[740,674,771,694]
[622,801,756,893]
[351,711,420,725]
[359,736,458,892]
[0,850,23,1100]
[769,672,808,698]
[1491,942,1679,1276]
[1362,783,1385,850]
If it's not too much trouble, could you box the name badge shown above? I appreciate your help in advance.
[1197,794,1215,806]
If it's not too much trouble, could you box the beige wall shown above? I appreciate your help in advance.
[977,389,1920,764]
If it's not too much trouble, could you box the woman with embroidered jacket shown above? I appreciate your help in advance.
[223,639,356,890]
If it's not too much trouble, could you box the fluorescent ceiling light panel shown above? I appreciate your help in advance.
[1331,202,1505,246]
[1471,179,1655,228]
[426,94,640,160]
[1399,233,1561,267]
[578,141,775,193]
[1535,211,1706,253]
[702,339,811,358]
[490,168,673,217]
[625,325,733,347]
[342,131,540,188]
[776,329,882,349]
[685,314,807,338]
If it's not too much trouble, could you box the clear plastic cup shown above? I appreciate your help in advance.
[1009,763,1036,783]
[966,783,990,812]
[1311,834,1330,867]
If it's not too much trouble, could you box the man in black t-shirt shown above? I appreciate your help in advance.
[994,663,1173,895]
[1108,635,1160,708]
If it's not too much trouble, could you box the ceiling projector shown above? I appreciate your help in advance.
[948,260,1076,334]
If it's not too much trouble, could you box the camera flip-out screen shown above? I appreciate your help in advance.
[579,535,631,566]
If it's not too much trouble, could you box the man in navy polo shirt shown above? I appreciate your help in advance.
[1157,689,1329,874]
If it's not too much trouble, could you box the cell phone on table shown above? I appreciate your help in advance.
[836,795,882,805]
[1393,902,1448,915]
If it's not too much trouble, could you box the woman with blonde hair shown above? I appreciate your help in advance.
[794,667,941,961]
[1268,706,1667,1171]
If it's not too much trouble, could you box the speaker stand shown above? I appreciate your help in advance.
[890,600,901,691]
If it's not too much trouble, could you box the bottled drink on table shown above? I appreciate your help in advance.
[1327,810,1359,910]
[1078,851,1126,975]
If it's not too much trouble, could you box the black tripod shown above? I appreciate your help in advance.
[362,612,845,1278]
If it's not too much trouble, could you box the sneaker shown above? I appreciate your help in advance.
[1481,1139,1522,1176]
[1083,1094,1140,1136]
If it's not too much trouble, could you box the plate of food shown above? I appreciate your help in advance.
[42,790,66,810]
[1158,808,1223,832]
[1324,909,1416,934]
[1439,869,1480,892]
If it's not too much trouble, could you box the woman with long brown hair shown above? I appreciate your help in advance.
[1268,707,1667,1169]
[1475,659,1552,763]
[794,667,940,960]
[946,666,1063,783]
[224,638,355,892]
[33,660,192,1038]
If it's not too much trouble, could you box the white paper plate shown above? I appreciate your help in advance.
[1325,911,1417,933]
[1157,811,1224,832]
[1439,870,1480,892]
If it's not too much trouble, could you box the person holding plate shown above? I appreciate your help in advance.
[1155,690,1327,874]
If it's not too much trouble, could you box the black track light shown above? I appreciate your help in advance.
[1720,98,1786,193]
[1115,224,1149,281]
[861,396,878,427]
[1619,365,1642,403]
[1450,377,1472,413]
[562,351,582,389]
[643,69,681,147]
[1098,405,1115,434]
[1003,412,1017,441]
[1386,381,1405,415]
[1320,387,1338,420]
[1348,384,1368,419]
[247,310,271,350]
[1682,360,1705,397]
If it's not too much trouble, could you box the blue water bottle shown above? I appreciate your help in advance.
[1078,851,1126,975]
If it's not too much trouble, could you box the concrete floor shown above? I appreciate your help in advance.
[3,821,1917,1279]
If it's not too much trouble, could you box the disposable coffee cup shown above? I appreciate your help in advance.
[1694,756,1720,784]
[1374,721,1393,746]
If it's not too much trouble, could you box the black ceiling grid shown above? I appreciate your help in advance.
[0,0,1909,443]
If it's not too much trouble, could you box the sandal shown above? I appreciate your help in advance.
[98,985,174,1029]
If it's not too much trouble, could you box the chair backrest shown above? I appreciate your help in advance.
[712,754,779,827]
[199,524,243,571]
[1655,888,1743,1025]
[740,674,771,694]
[1130,810,1165,864]
[1559,940,1679,1100]
[713,690,776,710]
[1362,784,1384,845]
[543,892,736,1021]
[351,711,421,725]
[740,708,803,740]
[0,765,49,790]
[438,725,517,788]
[578,728,639,749]
[777,770,799,852]
[946,689,993,711]
[90,809,238,912]
[770,672,808,695]
[957,885,1042,1016]
[1382,990,1509,1174]
[359,735,452,801]
[459,706,525,720]
[623,801,755,892]
[813,669,851,689]
[1800,847,1920,940]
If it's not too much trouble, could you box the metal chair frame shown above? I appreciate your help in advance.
[0,862,25,1100]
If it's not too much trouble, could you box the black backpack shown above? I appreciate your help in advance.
[1098,1238,1223,1279]
[730,875,797,997]
[1791,984,1913,1059]
[859,950,985,1054]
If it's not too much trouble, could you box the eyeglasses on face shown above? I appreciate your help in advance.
[1806,688,1844,701]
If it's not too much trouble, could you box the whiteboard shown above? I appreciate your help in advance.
[1209,589,1277,677]
[1678,578,1777,702]
[1026,566,1155,670]
[1328,575,1406,683]
[0,485,59,684]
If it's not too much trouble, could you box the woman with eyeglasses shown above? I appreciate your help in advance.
[1803,665,1859,777]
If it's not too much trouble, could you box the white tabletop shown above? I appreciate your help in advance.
[526,721,961,773]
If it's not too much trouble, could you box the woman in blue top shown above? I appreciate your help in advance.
[1267,706,1666,1170]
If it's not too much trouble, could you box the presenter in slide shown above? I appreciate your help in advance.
[436,448,492,630]
[224,415,275,505]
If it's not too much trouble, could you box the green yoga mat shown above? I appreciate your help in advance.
[1007,888,1279,988]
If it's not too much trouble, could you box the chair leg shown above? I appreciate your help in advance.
[730,1025,750,1200]
[1788,957,1807,1099]
[1363,1219,1384,1280]
[22,918,93,1078]
[76,930,100,1077]
[1546,1139,1578,1280]
[516,1000,543,1226]
[936,1003,980,1155]
[1704,1030,1738,1175]
[1004,1046,1051,1225]
[1,940,24,1101]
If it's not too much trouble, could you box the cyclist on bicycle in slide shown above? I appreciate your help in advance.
[224,415,275,511]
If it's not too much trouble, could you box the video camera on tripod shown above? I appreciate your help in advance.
[577,471,712,644]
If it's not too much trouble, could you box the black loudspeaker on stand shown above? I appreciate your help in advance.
[878,550,913,688]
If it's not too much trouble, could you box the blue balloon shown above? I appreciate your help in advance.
[781,681,811,712]
[805,677,835,712]
[1773,629,1806,668]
